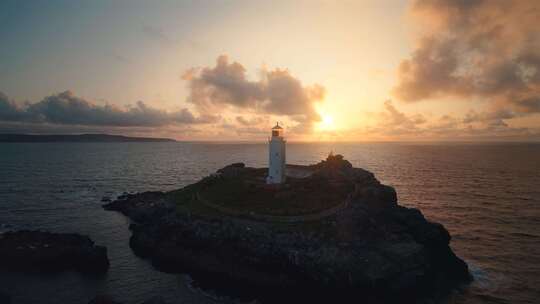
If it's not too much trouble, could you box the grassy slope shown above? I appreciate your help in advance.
[169,172,352,217]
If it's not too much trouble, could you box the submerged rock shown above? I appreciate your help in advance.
[0,230,109,274]
[104,154,471,302]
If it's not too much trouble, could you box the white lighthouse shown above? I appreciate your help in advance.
[266,123,286,184]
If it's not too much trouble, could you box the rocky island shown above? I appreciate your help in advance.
[104,154,471,302]
[0,230,109,274]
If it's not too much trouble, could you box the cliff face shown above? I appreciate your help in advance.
[104,155,470,303]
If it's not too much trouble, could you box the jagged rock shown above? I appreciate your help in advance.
[103,191,172,223]
[216,162,246,179]
[352,184,398,209]
[0,230,109,274]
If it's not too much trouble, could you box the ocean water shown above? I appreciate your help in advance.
[0,142,539,304]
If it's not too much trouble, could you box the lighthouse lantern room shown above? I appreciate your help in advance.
[266,123,286,184]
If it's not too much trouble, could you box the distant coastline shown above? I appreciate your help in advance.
[0,134,175,143]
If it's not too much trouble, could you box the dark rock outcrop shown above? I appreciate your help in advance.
[140,297,169,304]
[88,295,122,304]
[217,162,246,178]
[104,155,471,302]
[0,230,109,274]
[88,296,168,304]
[103,191,173,223]
[0,292,10,304]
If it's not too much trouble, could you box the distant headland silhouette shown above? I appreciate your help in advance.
[0,134,175,143]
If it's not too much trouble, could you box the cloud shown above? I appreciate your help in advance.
[235,115,268,126]
[183,55,325,132]
[359,100,428,137]
[0,90,219,128]
[141,24,202,50]
[381,100,427,129]
[0,92,26,121]
[141,25,174,45]
[354,100,539,141]
[514,96,540,113]
[394,0,540,114]
[462,108,515,125]
[430,114,460,133]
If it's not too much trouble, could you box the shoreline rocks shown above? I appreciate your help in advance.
[88,295,168,304]
[0,230,109,274]
[104,155,471,302]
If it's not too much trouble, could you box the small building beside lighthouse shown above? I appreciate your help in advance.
[266,123,286,184]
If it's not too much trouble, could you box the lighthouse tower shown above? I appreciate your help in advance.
[266,123,286,184]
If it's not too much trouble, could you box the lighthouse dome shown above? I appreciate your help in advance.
[271,123,284,137]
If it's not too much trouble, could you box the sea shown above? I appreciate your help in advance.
[0,142,539,304]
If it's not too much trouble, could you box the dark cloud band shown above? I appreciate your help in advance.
[0,90,218,127]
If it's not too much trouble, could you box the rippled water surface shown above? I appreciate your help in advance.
[0,142,539,303]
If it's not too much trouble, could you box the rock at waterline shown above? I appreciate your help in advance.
[88,295,168,304]
[104,154,471,302]
[0,230,109,274]
[88,295,121,304]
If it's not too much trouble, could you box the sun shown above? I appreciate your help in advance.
[323,114,334,125]
[318,114,335,131]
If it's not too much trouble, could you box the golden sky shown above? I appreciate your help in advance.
[0,0,539,141]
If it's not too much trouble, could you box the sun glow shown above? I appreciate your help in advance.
[317,114,335,131]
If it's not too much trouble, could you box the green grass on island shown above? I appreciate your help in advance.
[168,166,354,218]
